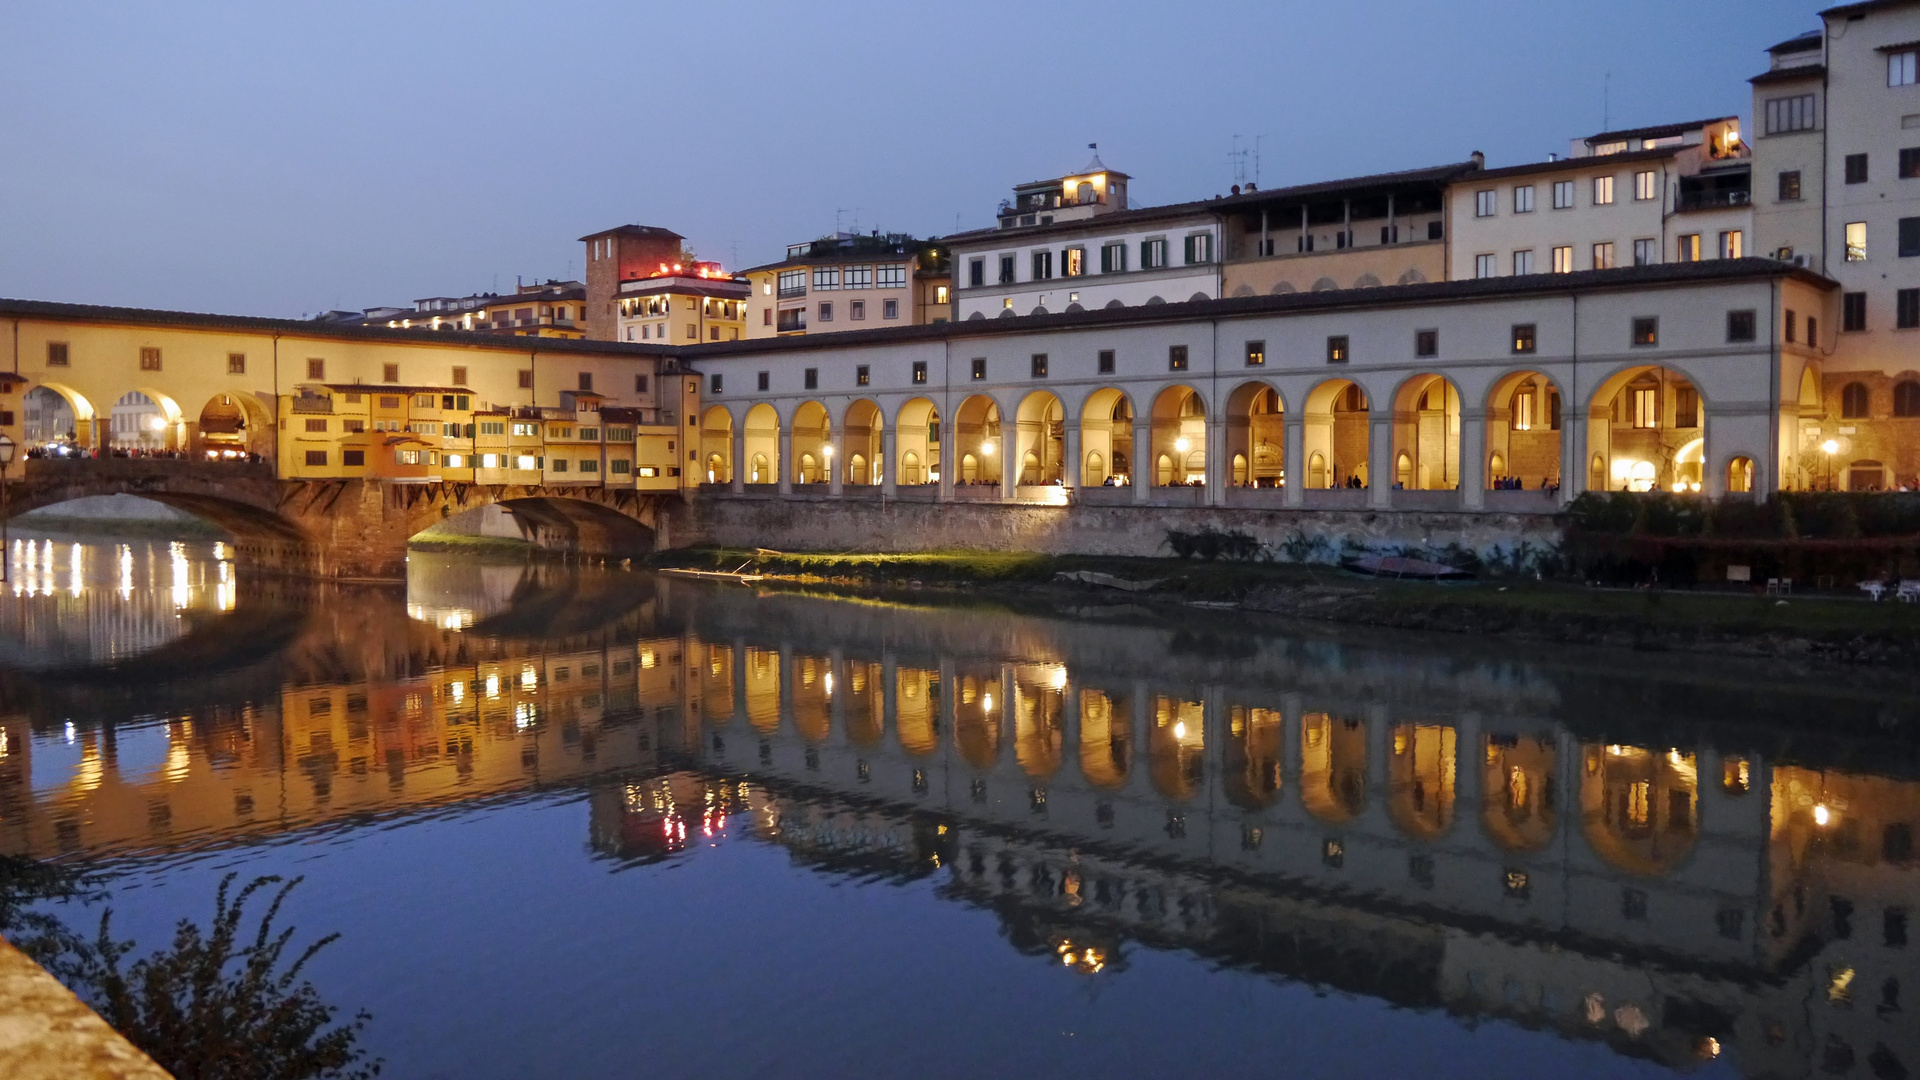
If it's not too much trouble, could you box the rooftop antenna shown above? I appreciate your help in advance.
[1603,70,1612,132]
[1228,134,1253,187]
[835,208,849,236]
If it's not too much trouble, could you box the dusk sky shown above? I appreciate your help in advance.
[3,0,1817,318]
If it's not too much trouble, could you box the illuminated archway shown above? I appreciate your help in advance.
[895,397,940,485]
[1302,380,1369,488]
[1079,388,1134,486]
[1013,664,1066,777]
[1389,374,1460,490]
[1482,734,1558,852]
[26,382,98,448]
[841,399,883,486]
[844,659,884,746]
[1079,688,1130,788]
[700,405,734,484]
[1588,366,1705,493]
[743,403,780,484]
[953,395,1002,487]
[1387,723,1456,839]
[953,670,1002,770]
[1224,705,1284,809]
[195,392,272,458]
[744,646,781,732]
[1015,391,1065,485]
[1150,386,1206,486]
[1485,371,1563,490]
[894,666,940,755]
[792,653,831,742]
[791,401,831,485]
[1225,381,1284,488]
[1149,695,1205,801]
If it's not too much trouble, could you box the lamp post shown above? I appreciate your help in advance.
[0,433,14,585]
[1822,439,1840,491]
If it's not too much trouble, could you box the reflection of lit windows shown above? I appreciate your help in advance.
[1504,869,1531,900]
[1626,781,1652,827]
[520,667,537,690]
[1829,965,1855,1004]
[485,675,500,699]
[514,702,537,729]
[1322,837,1344,867]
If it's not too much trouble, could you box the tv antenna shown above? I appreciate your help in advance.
[1228,134,1263,188]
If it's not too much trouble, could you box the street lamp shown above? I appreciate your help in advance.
[0,433,14,585]
[1821,439,1840,491]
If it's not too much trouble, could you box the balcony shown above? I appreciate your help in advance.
[1675,189,1750,212]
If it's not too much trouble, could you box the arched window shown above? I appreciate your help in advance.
[1396,452,1413,489]
[1232,453,1248,485]
[1842,382,1871,419]
[1489,452,1506,476]
[1084,451,1106,485]
[1309,451,1328,488]
[1156,454,1175,485]
[750,452,768,483]
[1590,454,1607,492]
[1895,381,1920,418]
[1727,456,1754,493]
[902,451,921,485]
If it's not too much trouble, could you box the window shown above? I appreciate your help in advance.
[637,466,657,478]
[1514,185,1535,213]
[1846,153,1869,184]
[756,371,768,391]
[450,365,468,386]
[883,298,899,319]
[1593,175,1615,205]
[1063,247,1085,276]
[1633,238,1657,266]
[1901,216,1920,257]
[304,450,327,467]
[844,266,872,290]
[876,265,906,288]
[1786,309,1798,343]
[1840,386,1883,432]
[1631,317,1658,347]
[967,258,984,287]
[1415,329,1438,358]
[763,309,772,326]
[220,352,246,375]
[1899,288,1920,329]
[517,369,533,389]
[1475,189,1497,217]
[971,358,986,380]
[633,374,650,394]
[1632,388,1658,429]
[1511,324,1537,354]
[778,269,807,297]
[1140,238,1167,268]
[1098,349,1115,374]
[611,459,631,474]
[1765,94,1818,134]
[1245,340,1265,366]
[856,364,870,385]
[1809,316,1819,346]
[1904,148,1920,180]
[1896,379,1920,416]
[1552,245,1574,273]
[1844,292,1868,332]
[1728,310,1757,342]
[303,418,327,433]
[606,426,631,442]
[818,301,833,322]
[1031,354,1048,378]
[1100,242,1127,273]
[1779,170,1803,201]
[1719,230,1745,259]
[1552,180,1574,209]
[1475,253,1497,278]
[710,373,723,394]
[1168,345,1188,371]
[1635,171,1659,201]
[549,458,567,473]
[1676,387,1699,428]
[1593,242,1616,269]
[849,300,866,320]
[45,342,68,366]
[1183,233,1213,264]
[804,367,818,390]
[813,267,840,290]
[1677,234,1701,262]
[1327,336,1349,364]
[1030,250,1053,280]
[911,360,928,384]
[342,450,364,467]
[136,346,160,371]
[479,421,505,435]
[1514,249,1535,275]
[998,255,1016,284]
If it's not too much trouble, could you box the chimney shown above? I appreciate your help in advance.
[1470,150,1485,169]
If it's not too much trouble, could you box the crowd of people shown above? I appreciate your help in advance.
[22,440,263,464]
[1491,474,1560,492]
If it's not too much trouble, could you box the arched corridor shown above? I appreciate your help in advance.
[743,403,780,485]
[1589,366,1705,493]
[700,406,734,485]
[1300,712,1368,822]
[1224,705,1284,809]
[954,395,1002,487]
[791,401,831,486]
[1485,372,1562,491]
[1149,695,1205,800]
[1387,723,1457,839]
[895,398,940,486]
[1225,382,1284,488]
[1390,375,1459,491]
[841,400,883,486]
[1150,386,1206,487]
[1303,380,1370,489]
[1014,392,1065,486]
[1079,688,1131,788]
[1483,734,1558,852]
[1078,389,1134,486]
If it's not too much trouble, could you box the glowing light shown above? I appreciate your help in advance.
[450,681,465,704]
[1813,803,1832,826]
[520,666,538,690]
[980,442,994,455]
[1048,666,1068,691]
[485,675,501,699]
[169,541,190,610]
[1175,438,1190,453]
[1173,721,1187,739]
[1821,439,1840,456]
[822,444,834,459]
[68,543,82,597]
[981,692,994,712]
[823,672,834,696]
[64,722,75,744]
[514,702,537,729]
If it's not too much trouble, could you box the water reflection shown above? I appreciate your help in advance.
[1,545,1918,1077]
[0,537,234,669]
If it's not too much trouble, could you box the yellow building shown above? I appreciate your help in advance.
[743,233,951,338]
[376,280,589,339]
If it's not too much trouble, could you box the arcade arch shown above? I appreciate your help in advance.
[1078,388,1134,486]
[194,393,272,458]
[1389,375,1459,490]
[1014,391,1065,485]
[1302,380,1370,489]
[841,400,883,486]
[1224,704,1284,809]
[1013,665,1066,778]
[953,395,1002,486]
[1485,372,1562,490]
[1225,382,1284,488]
[1387,723,1457,839]
[1079,688,1131,789]
[895,397,940,486]
[792,401,831,485]
[1483,734,1558,852]
[1588,366,1705,493]
[743,403,780,484]
[700,406,734,485]
[1149,695,1205,801]
[1300,712,1367,822]
[953,670,1002,769]
[1150,385,1206,487]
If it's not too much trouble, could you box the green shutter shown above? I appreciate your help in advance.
[1183,236,1194,264]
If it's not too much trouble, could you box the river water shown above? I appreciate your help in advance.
[2,536,1917,1079]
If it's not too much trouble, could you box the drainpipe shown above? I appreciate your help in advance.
[1567,291,1579,503]
[1769,277,1782,499]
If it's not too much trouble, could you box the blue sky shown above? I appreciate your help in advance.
[0,0,1817,317]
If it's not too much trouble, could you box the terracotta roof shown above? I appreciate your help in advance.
[576,224,685,243]
[1750,64,1825,84]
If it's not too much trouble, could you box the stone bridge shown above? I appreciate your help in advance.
[2,458,675,578]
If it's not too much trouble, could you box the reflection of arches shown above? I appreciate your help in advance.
[895,397,940,485]
[744,647,781,732]
[1078,388,1134,486]
[954,672,1001,769]
[1303,380,1368,488]
[1224,705,1283,809]
[743,403,780,484]
[1079,689,1130,788]
[1226,381,1284,487]
[1149,696,1205,801]
[700,405,734,484]
[895,667,940,755]
[1300,713,1367,822]
[1388,724,1456,839]
[1483,734,1558,852]
[1150,385,1206,486]
[1013,668,1065,778]
[792,654,830,742]
[1580,744,1699,876]
[792,401,831,484]
[954,395,1002,486]
[841,399,882,485]
[845,660,884,746]
[1485,371,1562,490]
[1015,391,1065,485]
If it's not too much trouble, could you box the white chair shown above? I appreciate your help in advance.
[1859,581,1887,602]
[1899,581,1920,604]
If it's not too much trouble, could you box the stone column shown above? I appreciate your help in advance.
[1064,424,1082,489]
[1283,414,1305,508]
[999,424,1016,500]
[1459,407,1487,510]
[1368,415,1393,509]
[1206,413,1226,507]
[881,427,897,497]
[731,427,746,493]
[1132,420,1152,504]
[777,430,793,496]
[938,412,956,502]
[829,442,844,497]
